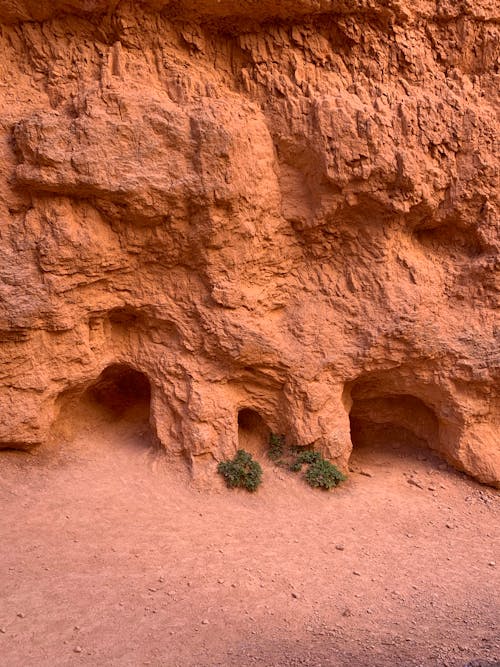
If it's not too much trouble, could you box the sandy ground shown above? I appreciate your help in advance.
[0,417,499,667]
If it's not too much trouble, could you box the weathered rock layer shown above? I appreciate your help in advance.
[0,0,498,485]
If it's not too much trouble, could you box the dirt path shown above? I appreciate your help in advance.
[0,423,498,667]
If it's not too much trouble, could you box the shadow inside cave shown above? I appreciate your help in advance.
[348,388,448,471]
[237,408,271,460]
[53,363,157,455]
[86,364,151,422]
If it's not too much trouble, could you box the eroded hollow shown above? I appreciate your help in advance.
[53,364,156,453]
[349,386,443,466]
[237,408,271,459]
[86,364,151,421]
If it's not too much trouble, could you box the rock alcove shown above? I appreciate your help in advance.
[86,364,152,422]
[51,364,157,453]
[237,409,271,459]
[349,392,442,462]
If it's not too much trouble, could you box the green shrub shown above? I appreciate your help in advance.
[295,450,322,465]
[268,433,285,461]
[218,450,263,492]
[305,458,346,490]
[266,436,347,492]
[288,449,321,471]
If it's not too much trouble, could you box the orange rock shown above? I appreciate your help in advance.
[0,0,498,486]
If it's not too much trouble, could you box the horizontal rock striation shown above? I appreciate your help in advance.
[0,0,498,484]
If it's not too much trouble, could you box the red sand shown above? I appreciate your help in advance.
[1,419,498,667]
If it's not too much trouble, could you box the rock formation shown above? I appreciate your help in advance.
[0,0,498,486]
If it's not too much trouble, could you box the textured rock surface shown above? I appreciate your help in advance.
[0,0,498,485]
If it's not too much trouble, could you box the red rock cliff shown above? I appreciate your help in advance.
[0,0,498,485]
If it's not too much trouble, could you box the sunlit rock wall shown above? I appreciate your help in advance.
[0,0,498,485]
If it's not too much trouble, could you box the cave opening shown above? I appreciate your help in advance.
[237,408,271,459]
[53,363,156,453]
[86,363,152,422]
[349,384,443,467]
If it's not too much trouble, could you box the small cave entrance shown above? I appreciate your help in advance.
[86,364,151,423]
[237,408,271,459]
[54,364,156,453]
[348,384,443,468]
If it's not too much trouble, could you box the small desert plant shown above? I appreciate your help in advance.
[217,450,263,492]
[267,437,347,491]
[268,433,285,461]
[304,458,346,490]
[289,449,321,471]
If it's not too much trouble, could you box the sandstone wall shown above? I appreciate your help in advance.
[0,0,498,485]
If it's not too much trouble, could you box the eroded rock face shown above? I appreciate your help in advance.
[0,0,498,485]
